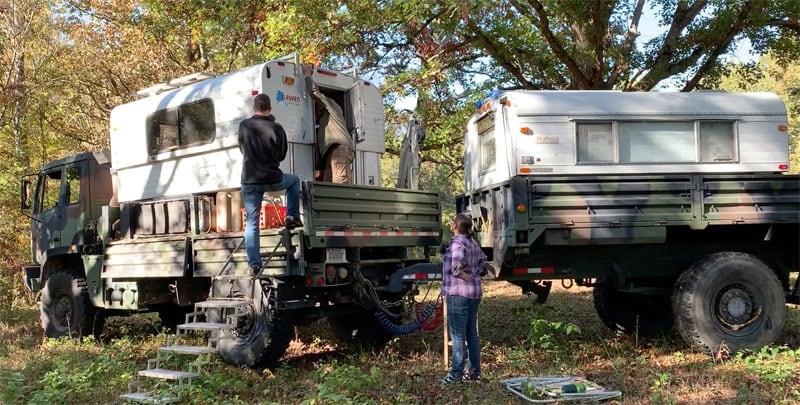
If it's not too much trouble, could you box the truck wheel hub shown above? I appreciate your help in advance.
[718,286,753,325]
[54,292,74,330]
[232,307,256,337]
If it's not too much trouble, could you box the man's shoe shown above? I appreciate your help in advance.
[285,216,303,229]
[249,265,261,275]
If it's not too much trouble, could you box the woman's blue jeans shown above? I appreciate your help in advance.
[446,295,481,379]
[241,174,300,267]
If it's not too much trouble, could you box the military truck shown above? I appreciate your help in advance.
[20,58,442,369]
[456,90,799,354]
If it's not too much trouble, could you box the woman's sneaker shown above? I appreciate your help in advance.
[440,374,461,385]
[464,370,481,382]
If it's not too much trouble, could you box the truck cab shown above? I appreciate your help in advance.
[21,151,114,291]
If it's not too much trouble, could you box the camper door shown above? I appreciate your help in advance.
[347,81,384,186]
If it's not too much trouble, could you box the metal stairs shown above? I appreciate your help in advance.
[120,298,250,404]
[121,227,297,403]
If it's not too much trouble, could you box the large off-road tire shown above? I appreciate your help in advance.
[40,269,104,339]
[328,310,396,350]
[215,284,293,369]
[593,278,674,336]
[672,252,785,354]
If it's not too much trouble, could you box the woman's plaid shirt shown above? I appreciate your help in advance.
[441,234,487,298]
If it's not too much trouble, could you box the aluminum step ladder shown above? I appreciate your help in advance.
[120,298,249,404]
[121,227,298,403]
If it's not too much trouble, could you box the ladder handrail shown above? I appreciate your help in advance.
[215,238,244,277]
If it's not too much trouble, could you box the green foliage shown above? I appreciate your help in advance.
[649,371,675,404]
[737,345,800,383]
[26,337,138,404]
[175,365,252,405]
[303,360,387,404]
[717,53,800,173]
[1,286,799,403]
[527,318,581,351]
[0,369,26,404]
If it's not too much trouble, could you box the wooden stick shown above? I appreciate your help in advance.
[443,298,449,369]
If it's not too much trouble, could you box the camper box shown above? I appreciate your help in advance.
[465,91,790,189]
[109,61,385,203]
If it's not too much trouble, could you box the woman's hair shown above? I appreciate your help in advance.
[453,213,473,236]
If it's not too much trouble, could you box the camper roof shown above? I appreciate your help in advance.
[489,90,786,118]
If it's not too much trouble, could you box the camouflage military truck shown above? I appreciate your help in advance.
[457,90,799,354]
[20,59,442,369]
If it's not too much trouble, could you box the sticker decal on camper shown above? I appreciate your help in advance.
[276,90,301,106]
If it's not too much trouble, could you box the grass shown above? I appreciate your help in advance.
[1,281,799,404]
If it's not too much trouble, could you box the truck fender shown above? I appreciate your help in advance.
[39,248,85,285]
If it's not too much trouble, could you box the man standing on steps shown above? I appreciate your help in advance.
[238,93,302,274]
[303,63,355,184]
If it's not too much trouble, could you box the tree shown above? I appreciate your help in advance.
[270,0,800,186]
[0,0,64,281]
[717,52,800,173]
[1,0,797,265]
[48,1,799,183]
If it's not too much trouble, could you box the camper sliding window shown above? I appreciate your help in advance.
[477,114,496,173]
[576,120,736,164]
[146,98,216,155]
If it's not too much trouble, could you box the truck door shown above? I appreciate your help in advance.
[32,163,82,260]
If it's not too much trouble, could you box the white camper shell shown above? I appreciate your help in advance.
[464,90,791,190]
[110,60,385,203]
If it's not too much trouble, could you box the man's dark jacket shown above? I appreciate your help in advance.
[238,114,287,184]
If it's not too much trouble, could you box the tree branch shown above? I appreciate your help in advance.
[609,0,644,88]
[512,0,591,88]
[632,0,708,90]
[462,21,537,88]
[682,0,762,91]
[766,17,800,34]
[589,1,611,85]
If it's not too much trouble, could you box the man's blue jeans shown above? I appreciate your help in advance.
[241,174,300,267]
[446,295,481,379]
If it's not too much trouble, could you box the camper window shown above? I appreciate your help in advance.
[146,98,215,155]
[576,120,737,164]
[577,123,614,163]
[699,122,736,162]
[481,135,496,172]
[619,121,694,163]
[477,114,496,172]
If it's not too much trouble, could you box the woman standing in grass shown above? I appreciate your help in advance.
[441,213,487,385]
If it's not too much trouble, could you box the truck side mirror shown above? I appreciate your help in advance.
[21,178,31,211]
